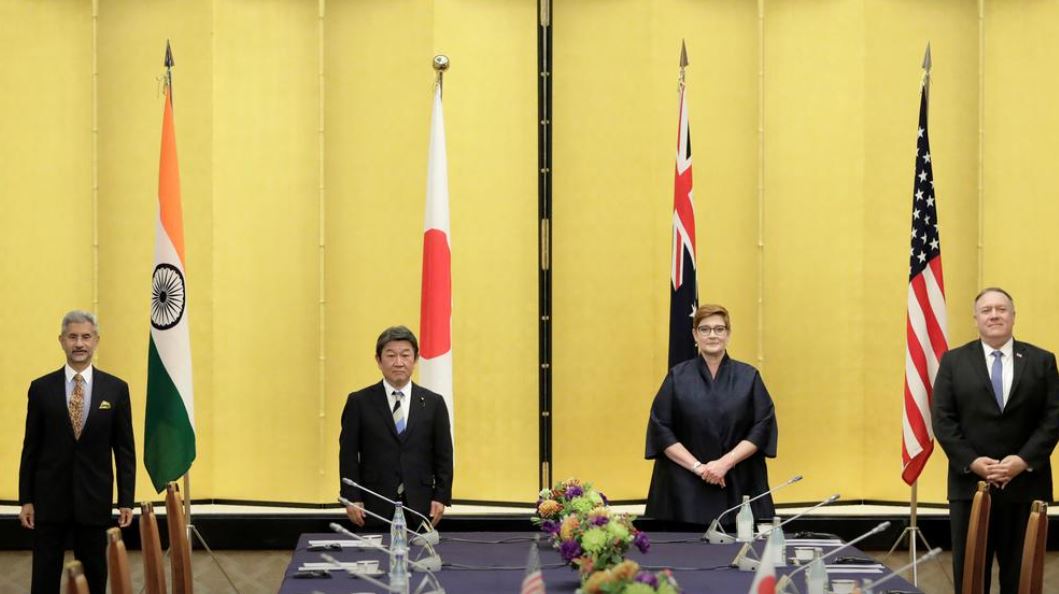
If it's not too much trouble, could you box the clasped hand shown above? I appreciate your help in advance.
[698,458,732,487]
[970,455,1028,489]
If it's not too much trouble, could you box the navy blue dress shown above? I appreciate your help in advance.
[645,354,778,525]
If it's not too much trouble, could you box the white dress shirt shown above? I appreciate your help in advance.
[382,379,412,426]
[981,338,1014,408]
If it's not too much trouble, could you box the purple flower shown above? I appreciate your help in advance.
[599,491,609,505]
[541,520,559,535]
[633,531,651,554]
[559,539,583,563]
[566,485,583,498]
[591,515,609,526]
[635,571,659,588]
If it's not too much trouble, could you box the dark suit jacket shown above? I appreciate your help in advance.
[932,339,1059,502]
[18,367,136,525]
[339,381,454,524]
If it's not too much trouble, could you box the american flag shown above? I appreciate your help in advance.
[519,538,546,594]
[901,61,948,486]
[668,43,698,370]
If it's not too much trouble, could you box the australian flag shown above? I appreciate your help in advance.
[669,78,698,370]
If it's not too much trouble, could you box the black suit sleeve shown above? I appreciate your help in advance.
[1017,351,1059,468]
[932,350,980,471]
[18,383,43,505]
[431,397,454,505]
[112,379,136,508]
[338,393,362,502]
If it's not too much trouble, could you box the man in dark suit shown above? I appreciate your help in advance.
[933,287,1059,594]
[340,325,454,529]
[18,310,136,594]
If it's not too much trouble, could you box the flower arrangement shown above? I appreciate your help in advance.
[559,506,650,573]
[579,560,680,594]
[534,477,608,538]
[532,478,655,576]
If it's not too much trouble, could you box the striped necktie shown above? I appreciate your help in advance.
[392,390,406,434]
[70,373,85,439]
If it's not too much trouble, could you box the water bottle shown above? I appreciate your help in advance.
[389,503,409,594]
[770,516,786,566]
[736,495,754,542]
[806,547,827,594]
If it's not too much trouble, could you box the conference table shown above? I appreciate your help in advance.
[278,531,924,593]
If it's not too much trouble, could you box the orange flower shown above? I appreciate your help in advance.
[583,570,613,594]
[537,500,561,518]
[612,560,640,581]
[560,515,581,541]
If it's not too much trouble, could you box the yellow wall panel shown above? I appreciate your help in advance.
[983,1,1059,485]
[552,1,759,501]
[210,0,321,501]
[0,1,93,501]
[323,0,539,504]
[96,0,217,502]
[860,0,980,504]
[6,0,1059,508]
[763,0,866,504]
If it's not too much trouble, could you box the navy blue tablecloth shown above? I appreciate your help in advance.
[278,532,922,594]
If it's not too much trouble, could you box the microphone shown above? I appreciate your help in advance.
[338,496,443,570]
[342,477,440,544]
[703,475,804,544]
[730,494,843,572]
[860,547,942,593]
[320,552,399,593]
[774,521,891,593]
[330,523,446,594]
[339,496,440,548]
[754,493,841,539]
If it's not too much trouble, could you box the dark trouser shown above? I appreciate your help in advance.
[31,522,107,594]
[950,498,1032,594]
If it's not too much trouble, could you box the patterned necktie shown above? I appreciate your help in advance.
[991,351,1004,411]
[392,390,406,434]
[70,373,85,439]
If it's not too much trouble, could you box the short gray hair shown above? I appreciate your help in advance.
[61,310,99,334]
[374,325,419,359]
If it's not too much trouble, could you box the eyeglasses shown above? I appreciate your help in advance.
[695,325,728,336]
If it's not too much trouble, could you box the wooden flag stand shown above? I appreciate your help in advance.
[883,482,951,587]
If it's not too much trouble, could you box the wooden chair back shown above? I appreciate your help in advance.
[1017,500,1048,594]
[64,560,90,594]
[106,527,133,594]
[962,481,992,594]
[140,502,168,594]
[166,483,194,594]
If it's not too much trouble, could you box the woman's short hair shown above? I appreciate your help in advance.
[693,304,731,331]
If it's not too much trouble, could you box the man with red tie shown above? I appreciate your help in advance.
[18,311,136,594]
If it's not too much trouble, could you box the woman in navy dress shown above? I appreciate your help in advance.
[645,304,779,525]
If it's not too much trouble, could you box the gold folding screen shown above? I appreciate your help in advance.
[4,0,1059,507]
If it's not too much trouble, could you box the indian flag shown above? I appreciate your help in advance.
[145,47,196,493]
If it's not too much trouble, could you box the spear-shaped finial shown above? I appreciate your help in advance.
[678,39,689,90]
[165,39,174,70]
[163,40,174,98]
[433,54,449,97]
[921,42,931,111]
